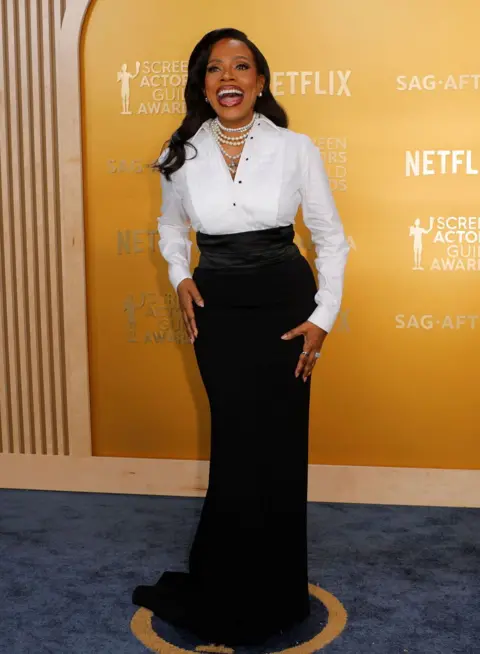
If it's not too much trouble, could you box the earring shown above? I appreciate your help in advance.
[259,91,263,97]
[205,97,209,103]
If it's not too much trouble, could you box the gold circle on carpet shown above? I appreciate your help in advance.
[130,583,347,653]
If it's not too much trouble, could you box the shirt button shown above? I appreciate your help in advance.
[233,203,236,206]
[238,180,242,184]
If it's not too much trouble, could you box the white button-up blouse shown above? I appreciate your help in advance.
[157,113,349,333]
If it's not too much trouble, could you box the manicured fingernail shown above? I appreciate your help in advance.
[198,301,204,307]
[281,335,288,340]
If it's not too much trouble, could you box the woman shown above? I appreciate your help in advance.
[132,27,349,646]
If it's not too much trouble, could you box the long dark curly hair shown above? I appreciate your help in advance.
[156,28,288,180]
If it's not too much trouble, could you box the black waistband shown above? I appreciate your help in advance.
[196,225,301,270]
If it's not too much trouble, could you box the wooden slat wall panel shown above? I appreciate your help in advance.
[0,2,19,455]
[0,0,69,456]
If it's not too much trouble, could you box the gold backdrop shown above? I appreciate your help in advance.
[81,0,480,468]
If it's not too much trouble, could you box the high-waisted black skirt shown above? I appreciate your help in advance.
[132,226,318,646]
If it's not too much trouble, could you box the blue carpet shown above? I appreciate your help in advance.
[0,489,479,653]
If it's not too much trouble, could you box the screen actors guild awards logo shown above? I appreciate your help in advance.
[408,216,480,272]
[115,60,188,115]
[117,62,141,115]
[124,292,189,344]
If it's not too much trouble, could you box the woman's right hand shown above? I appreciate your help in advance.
[177,278,204,343]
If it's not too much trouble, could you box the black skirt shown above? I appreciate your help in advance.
[132,226,318,646]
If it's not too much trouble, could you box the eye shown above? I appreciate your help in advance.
[206,65,220,74]
[236,63,250,71]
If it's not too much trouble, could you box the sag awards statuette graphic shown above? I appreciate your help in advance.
[409,217,434,270]
[117,62,141,114]
[409,216,480,272]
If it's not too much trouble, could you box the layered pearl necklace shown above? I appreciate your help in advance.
[210,113,257,175]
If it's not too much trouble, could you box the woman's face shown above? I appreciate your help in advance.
[204,38,265,127]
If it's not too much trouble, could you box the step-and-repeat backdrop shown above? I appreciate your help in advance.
[81,0,480,468]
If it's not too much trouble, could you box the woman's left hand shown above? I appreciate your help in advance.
[281,321,327,382]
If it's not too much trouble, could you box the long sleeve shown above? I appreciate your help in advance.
[299,135,350,333]
[157,170,193,291]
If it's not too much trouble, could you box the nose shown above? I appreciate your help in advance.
[221,65,235,81]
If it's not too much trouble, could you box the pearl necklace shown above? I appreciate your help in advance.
[217,114,256,132]
[210,114,256,174]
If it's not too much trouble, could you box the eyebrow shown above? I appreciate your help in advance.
[207,55,251,64]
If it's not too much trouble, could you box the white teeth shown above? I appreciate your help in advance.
[217,88,244,97]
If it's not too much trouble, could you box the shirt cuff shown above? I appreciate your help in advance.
[307,304,336,333]
[169,264,192,291]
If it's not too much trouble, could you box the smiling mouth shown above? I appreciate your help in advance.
[216,87,244,107]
